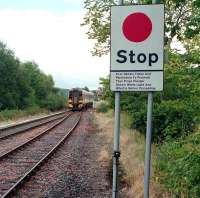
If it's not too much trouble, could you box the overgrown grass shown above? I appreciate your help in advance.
[120,113,165,197]
[0,106,48,122]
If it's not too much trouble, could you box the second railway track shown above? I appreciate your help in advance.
[0,115,69,157]
[0,111,68,139]
[0,111,81,198]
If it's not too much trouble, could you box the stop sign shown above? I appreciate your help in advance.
[110,4,164,91]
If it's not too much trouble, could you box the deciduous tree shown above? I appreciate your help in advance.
[82,0,200,56]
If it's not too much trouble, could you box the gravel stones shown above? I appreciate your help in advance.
[12,111,112,198]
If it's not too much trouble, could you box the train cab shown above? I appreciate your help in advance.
[67,88,94,111]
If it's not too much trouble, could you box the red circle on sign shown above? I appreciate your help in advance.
[122,12,152,43]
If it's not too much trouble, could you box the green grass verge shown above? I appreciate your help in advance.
[0,106,48,122]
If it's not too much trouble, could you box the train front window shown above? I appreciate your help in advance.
[72,91,80,103]
[69,91,73,99]
[73,91,80,98]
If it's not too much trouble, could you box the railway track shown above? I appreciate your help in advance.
[0,117,66,157]
[0,111,81,198]
[0,111,68,139]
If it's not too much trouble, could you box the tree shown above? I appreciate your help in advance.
[0,42,21,109]
[83,86,90,91]
[21,61,54,105]
[183,34,200,64]
[99,77,114,105]
[17,64,36,108]
[0,41,66,111]
[82,0,200,56]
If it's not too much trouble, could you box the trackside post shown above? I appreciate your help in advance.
[112,1,123,197]
[143,1,161,198]
[144,92,153,198]
[112,92,121,198]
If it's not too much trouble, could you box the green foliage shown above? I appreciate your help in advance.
[0,43,21,109]
[132,64,200,141]
[96,101,109,113]
[0,41,66,112]
[82,0,115,56]
[184,34,200,64]
[40,93,66,111]
[82,0,200,56]
[100,52,200,142]
[99,77,114,106]
[154,133,200,197]
[0,107,47,122]
[133,99,199,141]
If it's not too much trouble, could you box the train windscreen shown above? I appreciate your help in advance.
[71,90,81,104]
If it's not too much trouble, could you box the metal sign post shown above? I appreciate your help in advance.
[112,2,123,198]
[144,91,153,198]
[112,92,121,198]
[143,1,161,198]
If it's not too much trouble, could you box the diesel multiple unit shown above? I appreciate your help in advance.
[67,88,94,111]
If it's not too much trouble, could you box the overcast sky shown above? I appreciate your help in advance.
[0,0,109,90]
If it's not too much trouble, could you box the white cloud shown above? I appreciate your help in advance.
[0,9,109,90]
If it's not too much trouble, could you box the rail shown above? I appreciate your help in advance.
[0,110,68,139]
[1,112,81,198]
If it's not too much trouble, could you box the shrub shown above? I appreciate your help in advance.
[132,99,199,142]
[154,133,200,197]
[0,107,47,122]
[0,109,23,121]
[96,101,109,113]
[41,93,66,111]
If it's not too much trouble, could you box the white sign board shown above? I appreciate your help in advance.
[110,4,164,91]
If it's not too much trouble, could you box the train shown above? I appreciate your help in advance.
[67,88,94,111]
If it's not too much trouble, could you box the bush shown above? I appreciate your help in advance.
[40,93,66,111]
[96,101,109,113]
[0,107,47,122]
[132,99,199,142]
[154,133,200,197]
[124,62,200,142]
[0,109,23,121]
[100,53,200,142]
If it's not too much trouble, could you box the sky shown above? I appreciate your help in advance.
[0,0,109,90]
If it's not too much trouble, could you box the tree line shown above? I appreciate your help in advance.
[0,42,66,111]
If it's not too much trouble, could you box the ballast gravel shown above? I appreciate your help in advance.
[12,110,112,198]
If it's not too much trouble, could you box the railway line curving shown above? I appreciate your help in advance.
[0,111,81,198]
